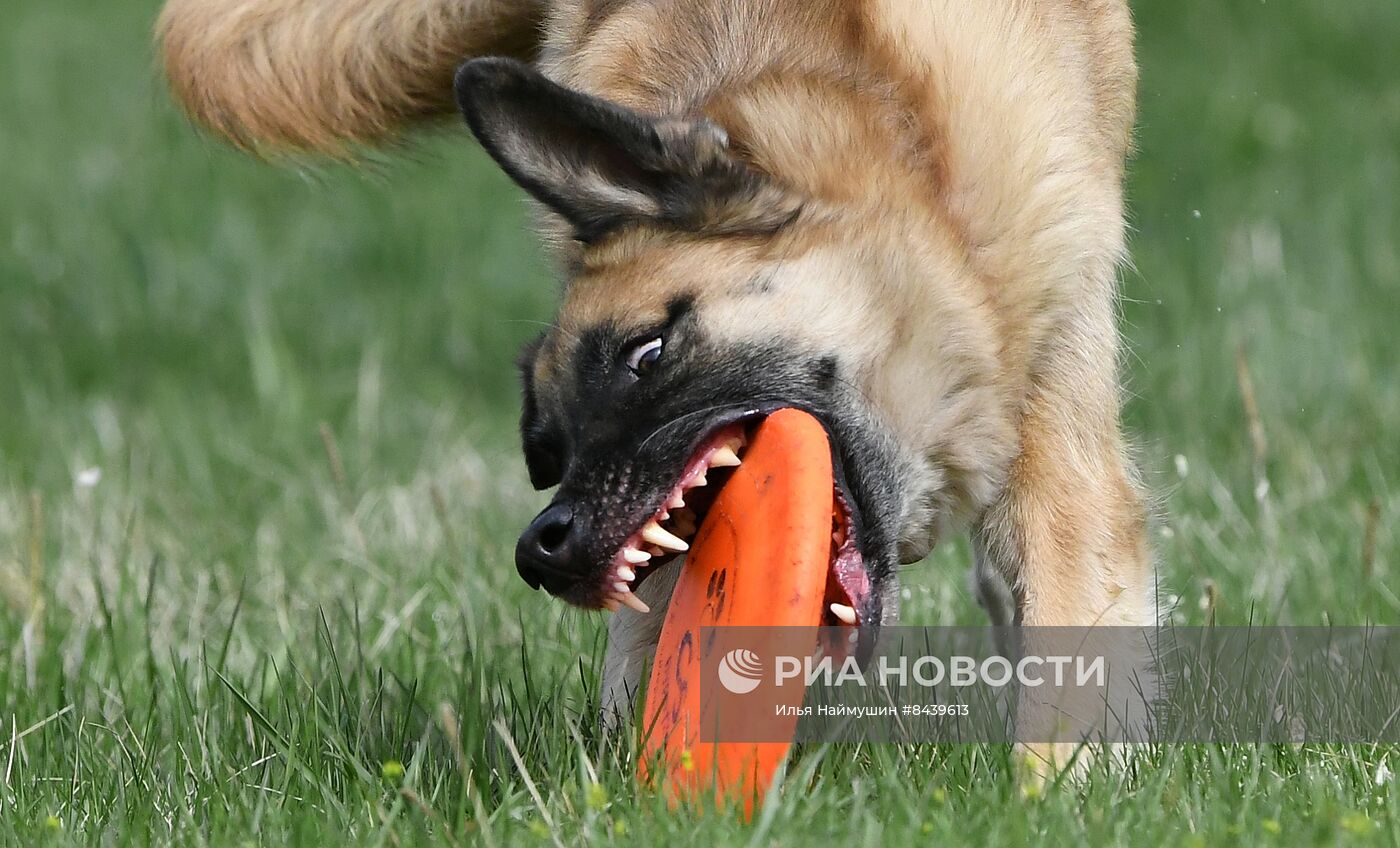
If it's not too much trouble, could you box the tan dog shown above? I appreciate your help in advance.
[159,0,1154,760]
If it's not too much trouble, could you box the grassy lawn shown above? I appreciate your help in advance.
[2,0,1398,844]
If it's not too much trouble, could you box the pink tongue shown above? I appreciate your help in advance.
[829,487,869,614]
[832,542,870,612]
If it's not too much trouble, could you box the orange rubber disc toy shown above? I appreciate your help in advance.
[639,408,844,816]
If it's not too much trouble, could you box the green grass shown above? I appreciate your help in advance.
[2,0,1398,844]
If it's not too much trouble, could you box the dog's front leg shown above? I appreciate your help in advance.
[599,558,684,731]
[973,304,1156,774]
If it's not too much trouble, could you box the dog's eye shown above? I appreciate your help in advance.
[624,337,664,376]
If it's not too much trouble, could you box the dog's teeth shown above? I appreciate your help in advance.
[687,472,708,488]
[616,565,636,582]
[642,520,689,552]
[709,445,742,467]
[622,547,651,564]
[667,492,686,509]
[613,581,631,594]
[618,591,651,613]
[829,603,857,625]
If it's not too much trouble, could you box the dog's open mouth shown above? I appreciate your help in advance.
[598,413,871,628]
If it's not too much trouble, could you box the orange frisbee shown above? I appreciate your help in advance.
[640,408,834,815]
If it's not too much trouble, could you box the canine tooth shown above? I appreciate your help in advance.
[642,521,689,552]
[622,547,651,564]
[618,591,651,613]
[616,565,636,582]
[613,581,631,594]
[829,603,857,625]
[709,445,742,467]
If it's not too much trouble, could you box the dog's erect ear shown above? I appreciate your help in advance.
[454,57,800,243]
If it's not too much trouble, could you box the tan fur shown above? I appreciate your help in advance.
[157,0,545,152]
[160,0,1155,768]
[530,0,1152,629]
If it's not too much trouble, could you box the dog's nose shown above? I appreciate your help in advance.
[515,502,579,591]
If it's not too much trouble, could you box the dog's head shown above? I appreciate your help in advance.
[453,58,987,629]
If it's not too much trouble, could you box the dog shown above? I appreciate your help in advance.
[159,0,1154,756]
